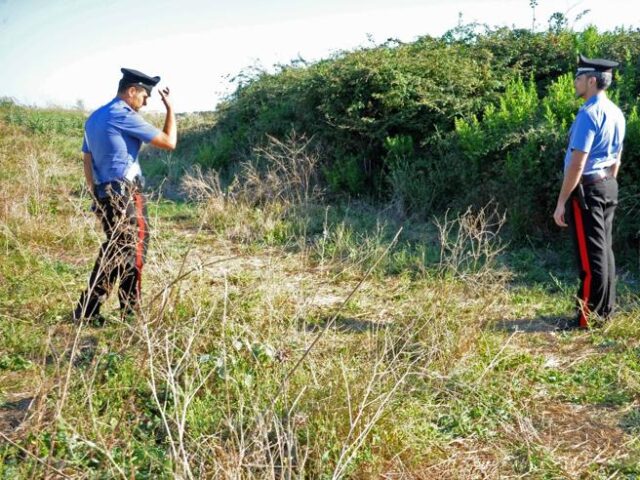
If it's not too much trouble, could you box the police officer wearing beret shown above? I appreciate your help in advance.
[553,55,626,329]
[74,68,177,322]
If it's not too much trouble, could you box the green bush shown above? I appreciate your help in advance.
[197,25,640,243]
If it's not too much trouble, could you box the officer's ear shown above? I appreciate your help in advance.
[127,86,138,98]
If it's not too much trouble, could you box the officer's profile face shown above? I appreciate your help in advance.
[131,87,149,112]
[574,73,589,98]
[123,86,150,112]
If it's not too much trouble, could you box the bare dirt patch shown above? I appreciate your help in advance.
[534,402,631,476]
[401,440,506,479]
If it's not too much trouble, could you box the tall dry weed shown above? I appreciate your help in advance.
[179,132,324,246]
[435,202,510,292]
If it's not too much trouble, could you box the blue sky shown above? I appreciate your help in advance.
[1,0,639,112]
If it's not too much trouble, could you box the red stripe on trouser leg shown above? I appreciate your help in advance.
[572,197,591,327]
[134,193,145,302]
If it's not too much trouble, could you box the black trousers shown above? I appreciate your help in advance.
[75,186,149,320]
[565,177,618,327]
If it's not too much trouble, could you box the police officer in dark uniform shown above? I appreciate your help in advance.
[553,55,626,329]
[74,68,177,322]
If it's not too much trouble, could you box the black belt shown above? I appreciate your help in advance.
[94,176,143,199]
[581,167,614,186]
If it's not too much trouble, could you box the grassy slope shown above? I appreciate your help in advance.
[0,104,639,479]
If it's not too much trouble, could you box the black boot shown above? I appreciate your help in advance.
[73,291,102,322]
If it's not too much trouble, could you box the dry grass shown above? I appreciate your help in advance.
[2,106,640,478]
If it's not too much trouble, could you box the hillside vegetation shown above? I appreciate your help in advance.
[1,23,640,480]
[173,25,640,242]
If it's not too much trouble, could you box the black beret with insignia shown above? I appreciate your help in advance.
[576,54,619,77]
[120,68,161,94]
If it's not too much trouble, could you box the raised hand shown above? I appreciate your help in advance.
[158,87,172,111]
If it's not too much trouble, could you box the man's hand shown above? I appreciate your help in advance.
[554,149,588,229]
[150,86,177,150]
[158,87,172,111]
[553,202,568,227]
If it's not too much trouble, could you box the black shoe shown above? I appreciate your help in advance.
[73,304,83,322]
[74,293,101,322]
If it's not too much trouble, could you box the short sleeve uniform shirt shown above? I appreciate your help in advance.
[82,98,160,184]
[564,92,626,175]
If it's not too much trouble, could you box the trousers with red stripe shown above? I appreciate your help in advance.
[75,186,149,320]
[565,177,618,327]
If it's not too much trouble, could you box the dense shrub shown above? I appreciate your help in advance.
[199,26,640,241]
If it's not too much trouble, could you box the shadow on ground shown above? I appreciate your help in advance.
[0,397,34,434]
[492,316,574,333]
[303,315,390,334]
[620,408,640,435]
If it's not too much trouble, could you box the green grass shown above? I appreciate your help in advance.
[526,350,639,405]
[1,102,640,478]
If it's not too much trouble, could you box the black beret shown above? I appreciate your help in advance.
[576,54,619,76]
[120,68,161,93]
